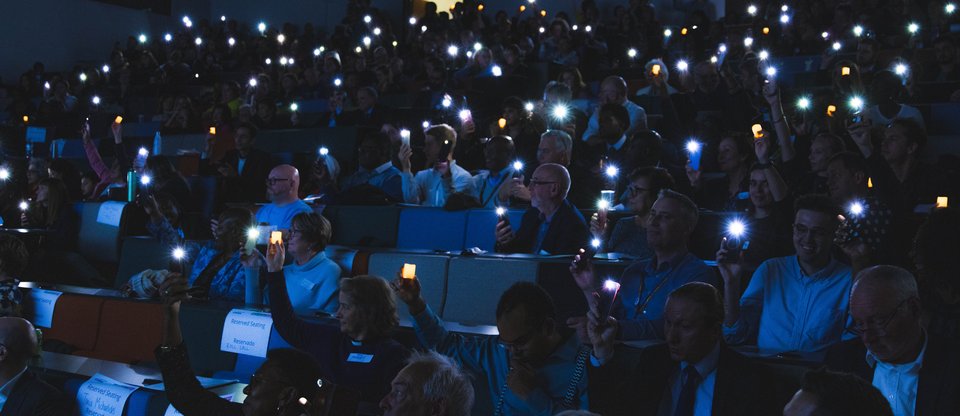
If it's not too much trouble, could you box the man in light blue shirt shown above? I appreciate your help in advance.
[720,194,853,353]
[340,133,403,201]
[571,190,718,340]
[580,76,647,143]
[393,279,590,415]
[399,124,475,206]
[255,164,312,230]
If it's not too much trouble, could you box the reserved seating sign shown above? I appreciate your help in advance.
[76,373,137,416]
[219,309,273,357]
[29,289,63,328]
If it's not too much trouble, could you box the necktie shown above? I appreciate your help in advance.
[674,366,701,416]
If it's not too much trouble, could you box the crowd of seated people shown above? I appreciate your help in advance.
[0,0,959,414]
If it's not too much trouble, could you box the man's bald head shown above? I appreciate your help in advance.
[0,318,37,367]
[266,164,301,203]
[852,265,918,304]
[534,163,571,198]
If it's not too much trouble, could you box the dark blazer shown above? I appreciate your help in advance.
[590,343,783,416]
[496,199,589,255]
[1,369,72,416]
[218,148,273,203]
[824,335,960,416]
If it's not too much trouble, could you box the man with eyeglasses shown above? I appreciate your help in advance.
[495,163,588,255]
[255,164,312,230]
[824,265,960,415]
[392,279,591,415]
[720,194,854,354]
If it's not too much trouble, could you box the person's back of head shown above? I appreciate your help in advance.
[783,368,893,416]
[0,318,38,371]
[496,282,556,331]
[260,348,331,416]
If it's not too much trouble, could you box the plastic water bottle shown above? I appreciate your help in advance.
[126,169,136,202]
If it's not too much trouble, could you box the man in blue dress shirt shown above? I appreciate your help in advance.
[340,132,403,201]
[392,278,591,415]
[571,190,718,340]
[720,194,853,353]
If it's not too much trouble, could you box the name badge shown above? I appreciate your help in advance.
[347,353,374,363]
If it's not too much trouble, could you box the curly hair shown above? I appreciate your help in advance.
[340,276,398,339]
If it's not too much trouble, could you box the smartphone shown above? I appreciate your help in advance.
[270,231,283,245]
[572,247,596,271]
[651,64,661,76]
[209,126,217,135]
[720,237,749,263]
[849,114,863,125]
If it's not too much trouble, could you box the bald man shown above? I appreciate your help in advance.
[495,163,588,255]
[581,76,647,143]
[0,318,70,415]
[254,164,312,229]
[825,265,960,415]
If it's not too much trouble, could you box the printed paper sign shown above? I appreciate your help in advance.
[29,289,62,328]
[220,309,273,357]
[77,373,138,416]
[96,202,126,227]
[164,394,234,416]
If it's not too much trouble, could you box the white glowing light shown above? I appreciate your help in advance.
[603,279,621,292]
[572,25,579,31]
[277,34,286,44]
[748,4,758,15]
[759,50,770,60]
[686,140,701,153]
[458,109,472,121]
[894,63,908,76]
[744,37,754,47]
[140,175,152,185]
[172,247,187,260]
[512,161,524,171]
[832,41,842,51]
[18,201,28,211]
[765,67,778,77]
[279,56,289,66]
[496,207,507,216]
[907,22,919,34]
[400,129,411,139]
[591,238,602,249]
[373,27,382,36]
[265,58,272,65]
[473,42,483,51]
[91,96,101,105]
[0,169,9,180]
[102,64,110,73]
[821,31,830,39]
[441,95,452,108]
[491,65,502,77]
[44,82,50,90]
[258,22,266,33]
[781,4,789,12]
[947,3,956,14]
[228,37,236,46]
[719,44,727,53]
[409,17,417,25]
[164,33,172,42]
[780,14,790,23]
[334,78,342,87]
[597,199,610,210]
[676,60,689,71]
[422,120,431,129]
[138,147,149,157]
[182,16,193,28]
[539,27,545,34]
[290,103,299,112]
[221,15,226,22]
[421,25,427,33]
[627,48,637,58]
[848,96,865,111]
[79,72,87,82]
[447,45,459,57]
[853,25,864,37]
[585,25,592,33]
[138,34,147,44]
[551,104,569,120]
[319,147,329,156]
[727,219,746,237]
[194,37,202,45]
[605,165,619,178]
[524,102,535,112]
[797,96,811,110]
[363,15,372,24]
[361,36,371,48]
[355,46,362,53]
[249,78,258,87]
[849,201,864,216]
[664,28,673,38]
[466,51,474,59]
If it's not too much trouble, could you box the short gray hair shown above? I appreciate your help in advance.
[541,129,573,163]
[853,265,918,302]
[657,189,699,230]
[407,351,474,416]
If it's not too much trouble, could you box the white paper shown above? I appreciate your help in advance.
[164,394,234,416]
[29,289,62,328]
[77,373,138,416]
[96,202,126,227]
[220,309,274,357]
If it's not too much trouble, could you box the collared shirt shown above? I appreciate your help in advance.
[867,333,927,416]
[412,305,589,414]
[534,209,559,254]
[608,135,627,152]
[659,343,721,416]
[401,161,475,206]
[724,256,853,353]
[581,99,648,142]
[0,367,28,411]
[237,157,246,175]
[255,199,313,229]
[341,161,403,201]
[471,166,515,208]
[616,252,719,340]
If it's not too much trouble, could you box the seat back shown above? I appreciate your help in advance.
[76,201,126,263]
[24,291,104,351]
[325,205,400,247]
[463,209,525,252]
[83,299,164,364]
[443,257,538,325]
[114,237,169,288]
[396,208,468,251]
[367,252,450,318]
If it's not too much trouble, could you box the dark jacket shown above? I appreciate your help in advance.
[590,343,784,416]
[824,335,960,416]
[217,149,273,203]
[1,369,72,416]
[156,344,243,416]
[496,199,589,255]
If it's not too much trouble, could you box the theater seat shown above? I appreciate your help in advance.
[325,245,360,277]
[178,302,238,376]
[213,326,292,383]
[367,252,449,318]
[24,292,104,352]
[396,208,468,251]
[76,202,127,264]
[114,237,169,288]
[463,208,525,252]
[79,299,164,365]
[325,205,400,247]
[442,257,538,325]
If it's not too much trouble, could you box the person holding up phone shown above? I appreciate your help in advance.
[398,124,474,207]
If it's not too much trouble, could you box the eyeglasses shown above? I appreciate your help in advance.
[497,326,541,349]
[528,180,558,187]
[848,298,911,337]
[793,223,832,239]
[265,178,291,185]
